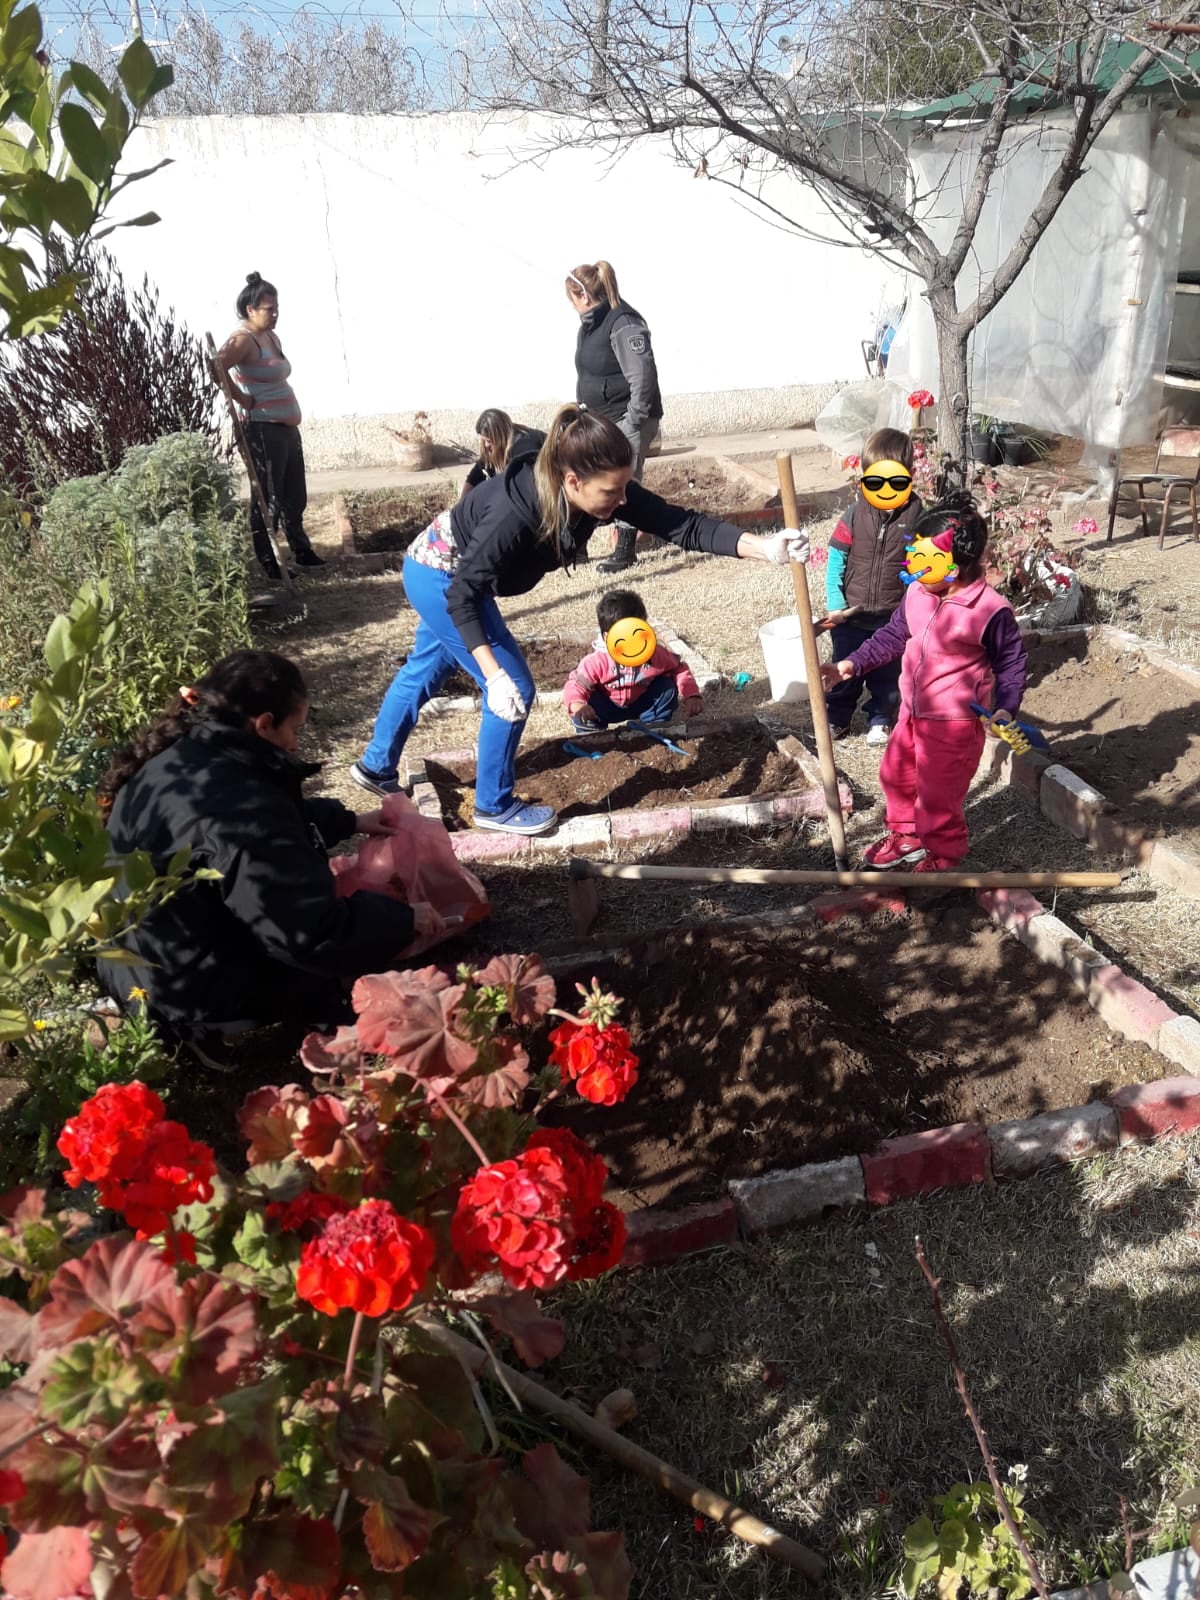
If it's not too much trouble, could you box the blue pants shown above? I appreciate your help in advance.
[825,614,901,729]
[362,557,535,814]
[571,676,678,731]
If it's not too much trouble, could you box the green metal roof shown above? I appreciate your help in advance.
[903,37,1200,120]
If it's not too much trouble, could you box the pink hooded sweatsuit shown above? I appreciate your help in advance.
[848,578,1027,861]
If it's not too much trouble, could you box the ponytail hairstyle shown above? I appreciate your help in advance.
[911,490,990,581]
[99,649,308,813]
[565,260,621,309]
[236,271,278,318]
[474,409,516,471]
[532,405,633,550]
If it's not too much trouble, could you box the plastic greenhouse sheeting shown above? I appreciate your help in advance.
[885,107,1196,469]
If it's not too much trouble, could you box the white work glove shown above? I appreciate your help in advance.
[484,668,528,723]
[761,527,810,567]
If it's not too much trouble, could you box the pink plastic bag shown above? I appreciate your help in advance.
[330,792,490,957]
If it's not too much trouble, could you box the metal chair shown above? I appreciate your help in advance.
[1106,426,1200,547]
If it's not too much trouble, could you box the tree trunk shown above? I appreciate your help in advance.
[930,293,971,461]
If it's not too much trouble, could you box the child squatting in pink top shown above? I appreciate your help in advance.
[564,589,703,731]
[821,492,1028,872]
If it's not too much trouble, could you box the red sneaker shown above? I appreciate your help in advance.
[909,854,959,874]
[862,832,926,869]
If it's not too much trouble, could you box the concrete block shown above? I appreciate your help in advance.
[1157,1014,1200,1075]
[1040,764,1107,841]
[976,887,1046,933]
[529,815,612,853]
[729,1157,865,1233]
[1148,838,1200,900]
[862,1123,991,1205]
[988,1102,1119,1179]
[1107,1075,1200,1143]
[450,831,530,863]
[690,799,776,833]
[1084,966,1177,1047]
[426,747,476,768]
[772,785,853,820]
[610,806,692,842]
[622,1198,738,1268]
[1019,914,1108,989]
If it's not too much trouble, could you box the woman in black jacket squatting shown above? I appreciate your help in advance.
[350,404,809,835]
[99,650,439,1067]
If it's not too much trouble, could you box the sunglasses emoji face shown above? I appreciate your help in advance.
[901,534,957,587]
[605,616,657,667]
[860,460,914,512]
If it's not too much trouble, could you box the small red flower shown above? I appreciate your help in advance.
[161,1230,197,1267]
[267,1191,354,1233]
[907,389,935,409]
[548,1021,639,1107]
[0,1469,25,1505]
[58,1081,167,1188]
[842,453,861,472]
[296,1199,434,1317]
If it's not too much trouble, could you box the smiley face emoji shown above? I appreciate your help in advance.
[901,534,957,587]
[605,616,657,667]
[860,459,914,512]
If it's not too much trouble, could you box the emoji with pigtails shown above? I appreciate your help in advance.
[901,530,960,587]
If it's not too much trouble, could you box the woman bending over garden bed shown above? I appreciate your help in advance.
[97,649,443,1066]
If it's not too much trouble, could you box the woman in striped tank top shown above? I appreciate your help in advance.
[215,272,324,580]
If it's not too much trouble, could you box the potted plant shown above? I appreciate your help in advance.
[386,411,434,472]
[970,414,1003,466]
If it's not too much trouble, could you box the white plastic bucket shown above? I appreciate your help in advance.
[758,614,809,703]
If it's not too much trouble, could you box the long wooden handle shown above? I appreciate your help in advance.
[205,333,294,595]
[777,453,849,869]
[419,1319,824,1580]
[569,859,1123,890]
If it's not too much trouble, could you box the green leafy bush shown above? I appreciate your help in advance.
[903,1475,1045,1599]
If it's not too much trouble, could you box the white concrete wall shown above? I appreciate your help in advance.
[106,112,893,468]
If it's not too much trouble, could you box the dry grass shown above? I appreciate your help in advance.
[543,1134,1200,1599]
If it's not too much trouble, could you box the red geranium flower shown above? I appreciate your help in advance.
[296,1199,434,1317]
[907,389,935,409]
[453,1128,624,1289]
[267,1191,354,1233]
[548,1021,639,1107]
[58,1081,167,1188]
[0,1469,25,1505]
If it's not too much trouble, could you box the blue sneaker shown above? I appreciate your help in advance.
[349,760,404,798]
[472,801,558,836]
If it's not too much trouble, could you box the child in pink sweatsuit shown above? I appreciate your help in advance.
[564,589,703,731]
[821,492,1027,872]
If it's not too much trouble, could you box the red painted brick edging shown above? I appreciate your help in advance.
[862,1124,990,1206]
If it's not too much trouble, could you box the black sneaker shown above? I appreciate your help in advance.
[597,554,637,575]
[260,560,297,581]
[294,549,326,568]
[829,724,853,740]
[349,760,405,797]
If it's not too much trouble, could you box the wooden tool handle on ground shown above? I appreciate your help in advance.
[777,452,849,869]
[418,1318,823,1580]
[205,332,293,596]
[569,859,1123,890]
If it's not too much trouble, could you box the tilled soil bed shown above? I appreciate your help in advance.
[639,459,769,515]
[420,637,590,702]
[1021,635,1200,845]
[542,909,1164,1208]
[349,487,452,553]
[426,727,800,828]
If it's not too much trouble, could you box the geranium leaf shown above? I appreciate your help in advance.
[510,1444,592,1548]
[478,1290,564,1367]
[474,954,556,1023]
[160,1382,280,1518]
[225,1513,342,1600]
[83,1433,161,1515]
[293,1095,374,1173]
[351,970,475,1080]
[356,1470,441,1571]
[1,1525,93,1600]
[130,1516,210,1598]
[299,1025,363,1078]
[137,1274,259,1405]
[568,1533,632,1600]
[0,1293,37,1362]
[457,1038,530,1110]
[239,1084,311,1165]
[7,1436,87,1531]
[39,1235,173,1349]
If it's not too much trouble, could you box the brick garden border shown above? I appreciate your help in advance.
[542,885,1200,1271]
[982,623,1200,901]
[407,714,853,864]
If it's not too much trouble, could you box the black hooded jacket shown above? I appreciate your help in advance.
[444,452,742,652]
[99,721,416,1035]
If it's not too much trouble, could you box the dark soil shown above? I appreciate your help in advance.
[350,488,452,553]
[541,910,1163,1208]
[1021,636,1200,845]
[640,459,769,517]
[426,727,801,828]
[427,636,591,701]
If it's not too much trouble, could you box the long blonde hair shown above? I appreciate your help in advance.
[532,404,633,550]
[474,408,515,471]
[565,260,621,309]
